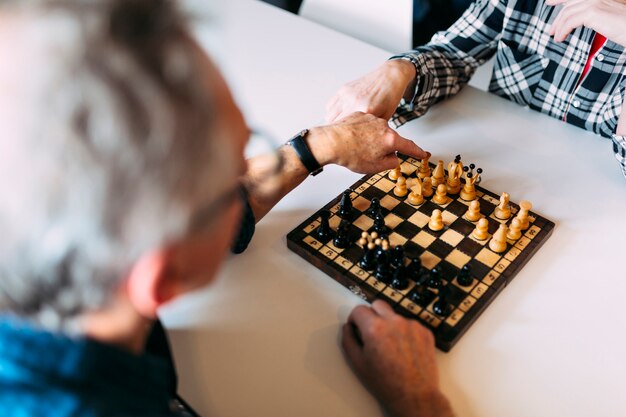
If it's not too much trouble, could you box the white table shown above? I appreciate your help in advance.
[161,2,626,416]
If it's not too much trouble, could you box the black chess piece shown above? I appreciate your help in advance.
[391,265,409,290]
[372,212,388,236]
[457,264,473,287]
[390,245,405,268]
[338,190,354,220]
[358,241,376,271]
[410,281,434,306]
[316,210,334,242]
[407,257,422,281]
[427,267,442,289]
[433,285,451,316]
[366,197,381,218]
[333,219,351,249]
[374,249,391,283]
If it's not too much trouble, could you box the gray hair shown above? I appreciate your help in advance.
[0,0,236,331]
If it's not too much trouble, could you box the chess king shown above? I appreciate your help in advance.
[0,1,454,417]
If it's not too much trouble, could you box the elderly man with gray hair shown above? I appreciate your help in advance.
[0,1,455,417]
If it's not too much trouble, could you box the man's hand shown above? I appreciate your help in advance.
[548,0,626,47]
[342,300,455,417]
[308,112,429,174]
[326,60,417,123]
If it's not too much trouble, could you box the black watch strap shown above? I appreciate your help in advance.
[288,129,323,176]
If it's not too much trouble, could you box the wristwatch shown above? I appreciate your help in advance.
[287,129,323,176]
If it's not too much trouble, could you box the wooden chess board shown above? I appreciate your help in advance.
[286,155,555,351]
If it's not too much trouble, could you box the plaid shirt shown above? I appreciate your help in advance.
[392,0,626,179]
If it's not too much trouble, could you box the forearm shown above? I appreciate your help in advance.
[242,128,333,222]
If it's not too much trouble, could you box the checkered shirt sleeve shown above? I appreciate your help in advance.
[390,0,626,180]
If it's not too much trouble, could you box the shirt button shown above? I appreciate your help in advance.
[572,100,581,108]
[596,54,604,62]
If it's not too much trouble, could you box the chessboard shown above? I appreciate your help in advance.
[286,154,555,351]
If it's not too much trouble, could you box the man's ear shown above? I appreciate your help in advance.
[126,249,183,319]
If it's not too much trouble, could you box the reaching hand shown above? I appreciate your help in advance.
[325,60,417,123]
[342,300,455,417]
[547,0,626,47]
[308,112,429,174]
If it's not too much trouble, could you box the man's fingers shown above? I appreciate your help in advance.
[390,132,429,160]
[371,299,397,319]
[545,0,567,5]
[341,324,366,374]
[347,304,377,330]
[379,153,402,171]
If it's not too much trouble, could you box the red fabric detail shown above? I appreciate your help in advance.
[580,33,607,83]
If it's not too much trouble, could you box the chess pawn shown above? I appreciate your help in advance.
[388,163,401,181]
[431,160,445,187]
[489,223,508,253]
[421,177,434,197]
[316,210,334,241]
[506,218,522,241]
[428,209,444,231]
[333,219,351,249]
[516,200,532,230]
[465,200,481,222]
[494,192,511,220]
[407,185,424,206]
[359,241,377,271]
[418,155,431,179]
[393,176,408,197]
[472,218,489,240]
[367,197,382,218]
[432,184,449,205]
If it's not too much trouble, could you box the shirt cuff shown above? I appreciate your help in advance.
[611,134,626,180]
[389,54,422,111]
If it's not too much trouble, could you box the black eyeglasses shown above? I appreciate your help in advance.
[188,128,285,232]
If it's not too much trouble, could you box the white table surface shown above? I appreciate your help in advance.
[161,1,626,416]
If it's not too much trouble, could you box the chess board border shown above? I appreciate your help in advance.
[287,156,555,351]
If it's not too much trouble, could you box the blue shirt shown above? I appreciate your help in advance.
[0,317,179,417]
